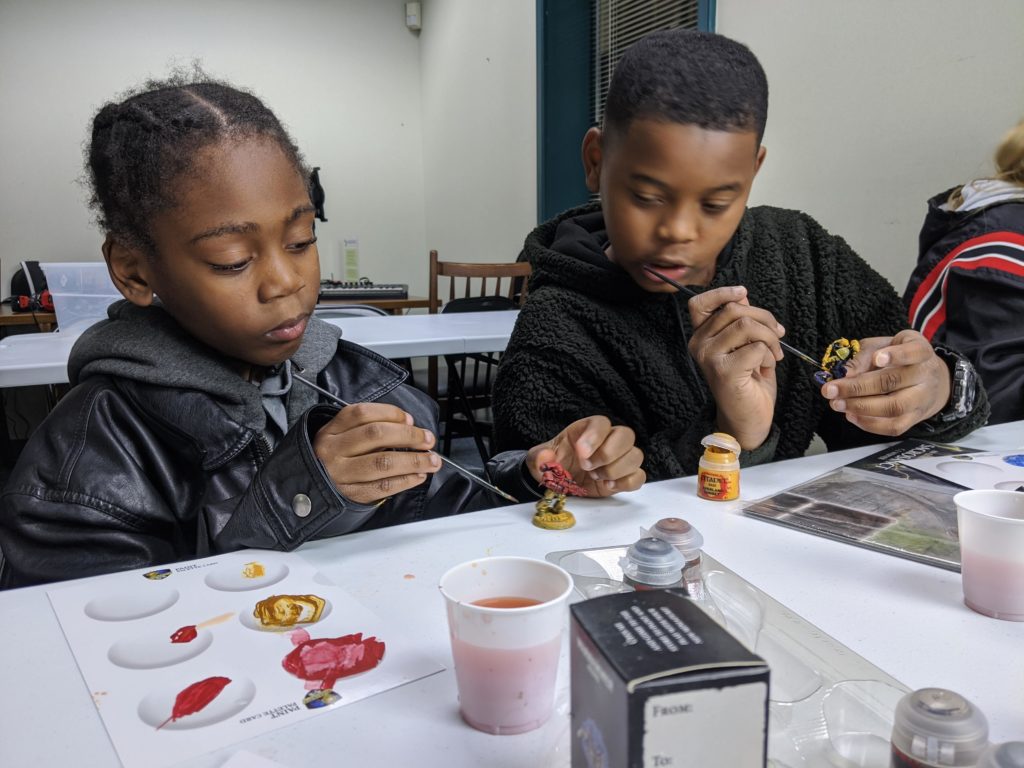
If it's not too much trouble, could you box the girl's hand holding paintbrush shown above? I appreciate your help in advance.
[313,402,442,505]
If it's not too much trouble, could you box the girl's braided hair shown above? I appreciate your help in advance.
[86,68,309,253]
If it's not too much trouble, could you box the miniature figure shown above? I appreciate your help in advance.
[532,461,587,530]
[540,462,589,497]
[814,337,861,385]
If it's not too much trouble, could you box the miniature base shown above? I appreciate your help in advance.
[533,491,576,530]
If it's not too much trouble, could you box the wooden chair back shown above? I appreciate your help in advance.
[428,250,532,314]
[426,250,531,399]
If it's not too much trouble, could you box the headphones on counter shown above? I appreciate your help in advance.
[12,289,54,313]
[10,260,54,313]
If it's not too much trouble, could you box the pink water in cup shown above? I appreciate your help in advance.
[439,556,573,734]
[955,490,1024,621]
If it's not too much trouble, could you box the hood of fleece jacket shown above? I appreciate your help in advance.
[68,300,342,432]
[523,203,654,304]
[524,201,741,304]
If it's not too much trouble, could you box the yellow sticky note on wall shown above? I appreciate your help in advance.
[343,238,360,281]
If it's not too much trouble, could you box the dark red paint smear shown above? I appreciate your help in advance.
[156,676,232,730]
[282,631,386,690]
[169,625,198,643]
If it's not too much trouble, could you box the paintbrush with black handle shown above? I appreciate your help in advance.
[642,265,824,370]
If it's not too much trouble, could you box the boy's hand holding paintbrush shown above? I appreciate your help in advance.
[686,284,783,451]
[646,267,958,447]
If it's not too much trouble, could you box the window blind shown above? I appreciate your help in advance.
[592,0,702,126]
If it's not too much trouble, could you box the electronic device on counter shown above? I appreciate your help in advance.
[319,278,408,300]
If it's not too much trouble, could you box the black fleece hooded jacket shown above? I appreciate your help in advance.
[493,203,989,480]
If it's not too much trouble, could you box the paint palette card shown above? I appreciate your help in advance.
[48,550,444,768]
[900,450,1024,491]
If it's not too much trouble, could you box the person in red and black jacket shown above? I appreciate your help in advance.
[905,119,1024,424]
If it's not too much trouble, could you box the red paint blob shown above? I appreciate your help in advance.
[156,676,231,730]
[169,625,198,644]
[282,631,386,690]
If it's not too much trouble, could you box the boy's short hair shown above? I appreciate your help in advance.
[604,29,769,144]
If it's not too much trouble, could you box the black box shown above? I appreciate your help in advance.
[571,589,770,767]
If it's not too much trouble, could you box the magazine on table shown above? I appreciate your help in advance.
[743,439,984,571]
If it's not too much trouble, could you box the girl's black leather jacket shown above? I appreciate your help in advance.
[0,305,534,588]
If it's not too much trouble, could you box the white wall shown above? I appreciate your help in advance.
[717,0,1024,291]
[0,0,428,295]
[0,0,537,303]
[5,0,1014,306]
[419,0,537,267]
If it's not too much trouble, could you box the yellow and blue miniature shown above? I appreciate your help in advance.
[814,338,860,385]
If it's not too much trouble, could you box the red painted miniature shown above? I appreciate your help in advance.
[533,462,586,530]
[540,462,589,497]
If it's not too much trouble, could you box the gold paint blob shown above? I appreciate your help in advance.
[241,561,266,579]
[253,594,326,627]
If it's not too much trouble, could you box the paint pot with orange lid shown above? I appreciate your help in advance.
[698,432,741,501]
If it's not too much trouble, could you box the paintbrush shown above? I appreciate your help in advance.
[641,265,824,370]
[291,371,520,504]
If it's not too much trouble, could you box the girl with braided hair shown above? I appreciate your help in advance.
[0,74,644,588]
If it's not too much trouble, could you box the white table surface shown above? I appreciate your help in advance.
[1,422,1022,768]
[0,311,520,388]
[0,330,80,387]
[326,310,519,359]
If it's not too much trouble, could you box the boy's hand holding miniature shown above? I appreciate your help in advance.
[821,330,952,436]
[526,416,645,497]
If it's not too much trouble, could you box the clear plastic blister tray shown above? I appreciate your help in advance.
[37,261,121,332]
[546,546,908,768]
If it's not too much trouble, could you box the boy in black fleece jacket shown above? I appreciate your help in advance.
[493,30,989,481]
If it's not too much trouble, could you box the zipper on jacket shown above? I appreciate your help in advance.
[252,434,272,466]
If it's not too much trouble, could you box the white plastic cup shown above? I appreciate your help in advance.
[438,556,572,735]
[955,490,1024,621]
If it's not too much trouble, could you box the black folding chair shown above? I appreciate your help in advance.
[440,295,517,465]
